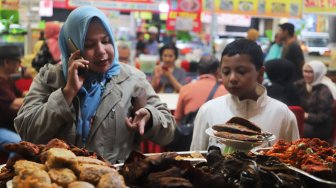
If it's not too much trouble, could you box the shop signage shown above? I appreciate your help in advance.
[202,0,302,18]
[67,0,164,12]
[166,0,202,32]
[304,0,336,14]
[1,0,19,10]
[39,0,53,17]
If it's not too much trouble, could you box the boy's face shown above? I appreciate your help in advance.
[220,54,264,100]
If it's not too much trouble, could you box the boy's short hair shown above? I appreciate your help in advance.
[279,23,295,37]
[221,39,263,70]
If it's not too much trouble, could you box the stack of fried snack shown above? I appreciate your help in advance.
[212,117,271,142]
[0,139,126,188]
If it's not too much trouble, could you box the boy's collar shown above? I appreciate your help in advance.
[231,84,267,103]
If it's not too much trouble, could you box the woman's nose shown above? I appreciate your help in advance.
[96,42,105,54]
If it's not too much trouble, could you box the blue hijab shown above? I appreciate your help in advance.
[59,6,120,144]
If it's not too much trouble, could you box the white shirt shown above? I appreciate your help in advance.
[190,84,300,151]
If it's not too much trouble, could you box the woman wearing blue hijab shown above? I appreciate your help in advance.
[14,6,176,163]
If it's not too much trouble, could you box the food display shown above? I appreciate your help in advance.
[206,117,275,151]
[1,137,335,187]
[0,139,126,188]
[119,147,305,187]
[259,138,336,182]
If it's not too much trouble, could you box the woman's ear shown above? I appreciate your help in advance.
[257,66,265,84]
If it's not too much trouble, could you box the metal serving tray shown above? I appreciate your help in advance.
[251,147,336,186]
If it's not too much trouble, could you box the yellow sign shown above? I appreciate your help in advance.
[304,0,336,14]
[202,0,302,18]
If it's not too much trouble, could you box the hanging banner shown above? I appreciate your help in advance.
[67,0,162,12]
[166,0,202,32]
[304,0,336,15]
[202,0,302,18]
[1,0,19,10]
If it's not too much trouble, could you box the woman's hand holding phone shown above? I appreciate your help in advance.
[63,50,90,105]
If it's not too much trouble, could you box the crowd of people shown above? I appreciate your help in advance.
[1,5,336,164]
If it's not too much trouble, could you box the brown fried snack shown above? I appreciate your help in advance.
[45,148,77,169]
[0,166,15,186]
[13,168,51,185]
[3,141,40,158]
[42,138,70,152]
[48,168,77,187]
[96,172,127,188]
[13,160,47,175]
[76,156,109,166]
[67,181,95,188]
[12,175,60,188]
[77,164,118,185]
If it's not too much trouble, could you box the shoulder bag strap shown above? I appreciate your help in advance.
[206,82,220,102]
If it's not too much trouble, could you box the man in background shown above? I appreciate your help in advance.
[0,44,22,156]
[146,26,159,55]
[117,41,131,64]
[174,55,227,124]
[278,22,305,82]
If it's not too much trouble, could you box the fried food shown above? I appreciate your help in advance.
[48,168,77,187]
[67,181,95,188]
[3,141,40,158]
[76,156,109,166]
[96,172,127,188]
[14,160,47,175]
[214,131,264,142]
[77,164,118,185]
[42,138,70,152]
[12,175,60,188]
[45,148,77,169]
[264,138,336,181]
[212,117,271,142]
[13,168,51,186]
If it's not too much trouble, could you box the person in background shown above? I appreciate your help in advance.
[264,33,283,62]
[32,21,62,72]
[0,45,22,155]
[294,61,334,143]
[146,26,159,55]
[246,28,259,42]
[135,31,148,57]
[264,59,300,106]
[190,39,299,151]
[174,55,227,123]
[117,41,131,64]
[278,22,305,82]
[14,6,176,164]
[151,44,186,93]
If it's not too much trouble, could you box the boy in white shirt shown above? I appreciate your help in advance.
[190,39,300,151]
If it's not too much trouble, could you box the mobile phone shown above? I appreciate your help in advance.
[67,38,88,76]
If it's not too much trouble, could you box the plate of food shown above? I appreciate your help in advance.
[206,117,276,150]
[251,138,336,186]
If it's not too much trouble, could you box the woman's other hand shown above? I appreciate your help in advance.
[125,108,151,135]
[63,50,89,104]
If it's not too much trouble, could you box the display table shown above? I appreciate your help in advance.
[157,93,179,111]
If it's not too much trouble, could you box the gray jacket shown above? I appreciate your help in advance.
[14,63,176,163]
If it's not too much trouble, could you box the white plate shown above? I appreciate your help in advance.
[206,128,276,150]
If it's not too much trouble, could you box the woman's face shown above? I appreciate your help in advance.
[161,49,176,66]
[83,20,114,74]
[303,65,314,84]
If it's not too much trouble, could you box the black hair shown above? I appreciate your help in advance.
[279,23,295,37]
[198,55,219,75]
[221,38,263,70]
[159,43,178,61]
